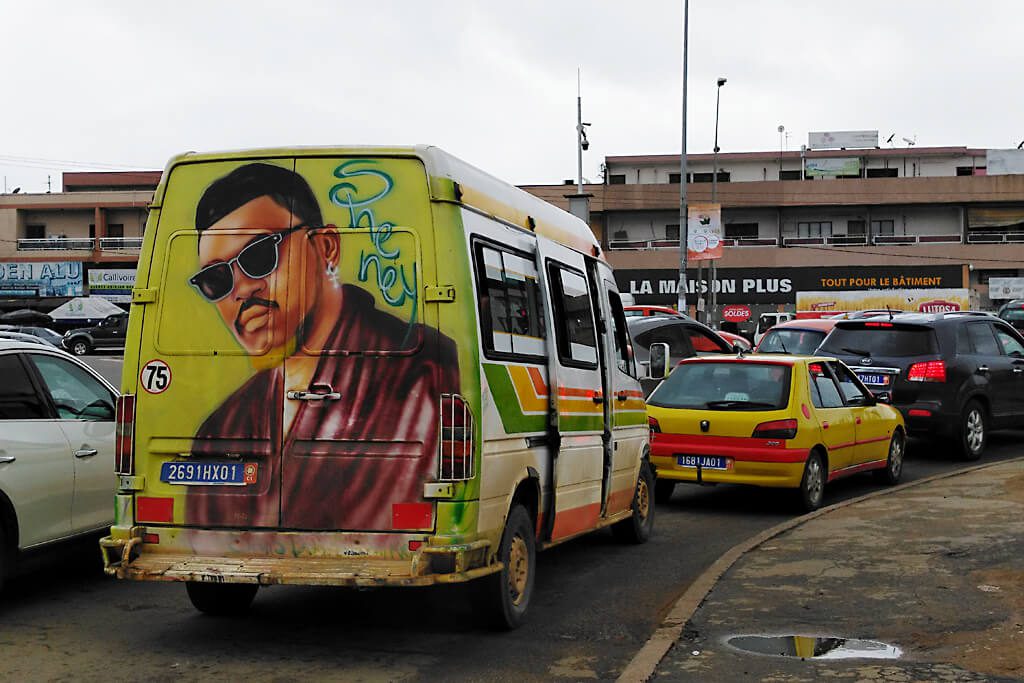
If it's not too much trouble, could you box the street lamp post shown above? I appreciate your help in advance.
[709,77,726,328]
[676,0,690,316]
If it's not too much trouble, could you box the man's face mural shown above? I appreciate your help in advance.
[193,195,335,354]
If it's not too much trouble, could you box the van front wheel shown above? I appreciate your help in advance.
[476,504,535,630]
[613,461,655,543]
[185,581,258,616]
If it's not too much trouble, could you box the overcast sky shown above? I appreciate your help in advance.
[2,1,1021,193]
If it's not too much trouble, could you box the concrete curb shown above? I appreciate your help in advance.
[616,458,1021,683]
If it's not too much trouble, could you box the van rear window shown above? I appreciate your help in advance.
[820,325,938,357]
[648,362,791,411]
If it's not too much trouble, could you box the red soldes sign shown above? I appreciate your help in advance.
[722,304,752,322]
[918,300,961,313]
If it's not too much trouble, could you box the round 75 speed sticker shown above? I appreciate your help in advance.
[140,359,172,394]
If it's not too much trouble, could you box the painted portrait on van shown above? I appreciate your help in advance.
[186,163,460,530]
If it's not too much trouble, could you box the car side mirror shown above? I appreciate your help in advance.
[731,343,745,353]
[649,342,670,379]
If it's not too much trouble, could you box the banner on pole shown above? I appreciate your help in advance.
[687,202,722,261]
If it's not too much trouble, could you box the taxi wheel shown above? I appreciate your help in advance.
[798,451,826,512]
[185,581,258,616]
[654,479,677,503]
[874,430,905,485]
[613,461,655,544]
[477,504,535,630]
[955,400,986,462]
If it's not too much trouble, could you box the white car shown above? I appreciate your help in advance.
[0,340,118,590]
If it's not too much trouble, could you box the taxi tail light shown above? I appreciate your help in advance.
[115,394,136,475]
[648,416,661,434]
[439,394,473,481]
[752,418,798,440]
[906,360,946,382]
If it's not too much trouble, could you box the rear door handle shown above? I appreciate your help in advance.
[287,390,342,401]
[75,448,98,458]
[1014,367,1023,374]
[976,365,989,374]
[0,455,15,464]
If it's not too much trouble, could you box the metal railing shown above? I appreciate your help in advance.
[99,237,143,250]
[16,237,95,251]
[608,236,780,250]
[966,232,1024,244]
[872,234,961,245]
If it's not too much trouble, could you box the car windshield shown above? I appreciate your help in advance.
[1001,309,1024,322]
[758,329,825,354]
[648,361,791,411]
[819,325,938,357]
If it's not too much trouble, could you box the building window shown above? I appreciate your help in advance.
[608,174,626,185]
[668,172,681,184]
[779,170,802,180]
[871,219,895,236]
[107,224,124,238]
[692,171,730,183]
[866,168,898,178]
[794,223,827,239]
[978,269,1018,284]
[25,224,45,239]
[665,224,680,241]
[956,166,986,176]
[613,230,628,240]
[847,220,866,235]
[725,223,758,239]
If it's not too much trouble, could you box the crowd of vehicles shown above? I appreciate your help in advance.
[2,149,1022,630]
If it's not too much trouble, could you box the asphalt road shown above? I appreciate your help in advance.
[9,355,1019,680]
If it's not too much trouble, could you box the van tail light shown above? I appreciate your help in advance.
[648,416,661,434]
[752,418,798,440]
[439,394,473,481]
[115,394,136,475]
[907,360,946,382]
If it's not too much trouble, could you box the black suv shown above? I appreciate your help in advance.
[819,312,1024,460]
[62,312,129,356]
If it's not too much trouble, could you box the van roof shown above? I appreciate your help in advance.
[160,145,601,258]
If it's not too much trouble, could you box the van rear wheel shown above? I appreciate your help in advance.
[185,581,258,616]
[476,504,535,630]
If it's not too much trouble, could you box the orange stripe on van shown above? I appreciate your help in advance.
[550,502,602,540]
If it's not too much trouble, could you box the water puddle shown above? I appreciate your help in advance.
[726,635,902,660]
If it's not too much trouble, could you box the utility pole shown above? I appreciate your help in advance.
[709,77,726,328]
[676,0,690,315]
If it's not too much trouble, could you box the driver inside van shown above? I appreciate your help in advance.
[186,163,460,529]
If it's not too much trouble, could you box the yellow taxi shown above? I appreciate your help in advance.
[647,354,905,511]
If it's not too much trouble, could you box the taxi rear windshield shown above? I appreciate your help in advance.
[758,329,826,355]
[647,362,791,411]
[820,325,938,357]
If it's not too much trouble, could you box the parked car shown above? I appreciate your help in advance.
[753,312,796,345]
[62,312,129,356]
[717,329,753,352]
[0,330,54,347]
[756,318,838,355]
[818,312,1024,460]
[0,340,118,591]
[0,325,63,347]
[627,315,733,396]
[997,299,1024,332]
[624,305,687,318]
[646,354,905,511]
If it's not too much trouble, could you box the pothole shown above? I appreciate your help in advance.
[726,634,902,660]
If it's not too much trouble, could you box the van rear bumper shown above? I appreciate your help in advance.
[100,530,495,587]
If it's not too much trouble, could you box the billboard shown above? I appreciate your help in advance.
[986,149,1024,176]
[686,202,722,261]
[87,268,136,302]
[805,157,861,177]
[808,130,879,150]
[616,264,962,305]
[0,261,84,297]
[796,289,970,314]
[988,277,1024,300]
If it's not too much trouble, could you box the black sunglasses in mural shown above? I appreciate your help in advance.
[189,224,307,302]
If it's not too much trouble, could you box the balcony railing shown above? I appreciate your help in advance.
[608,236,780,250]
[99,237,143,251]
[872,234,961,245]
[966,232,1024,244]
[17,237,95,251]
[16,236,144,252]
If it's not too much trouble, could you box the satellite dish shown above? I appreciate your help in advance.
[11,187,20,194]
[885,133,895,144]
[902,137,916,146]
[777,125,785,133]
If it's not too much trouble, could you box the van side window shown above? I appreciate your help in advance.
[548,264,598,367]
[474,242,546,360]
[607,289,635,376]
